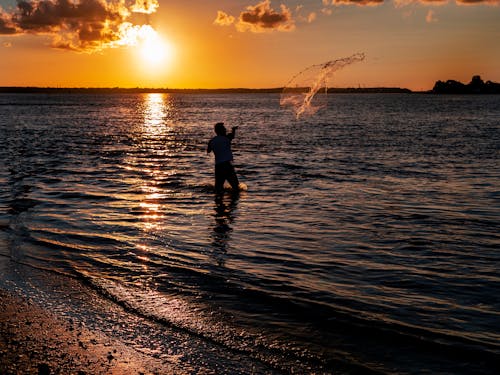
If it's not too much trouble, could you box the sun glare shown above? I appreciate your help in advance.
[116,23,174,68]
[140,32,172,65]
[138,29,173,66]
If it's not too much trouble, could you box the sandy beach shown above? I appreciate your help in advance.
[0,289,179,375]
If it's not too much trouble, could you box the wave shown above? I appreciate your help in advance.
[74,257,500,374]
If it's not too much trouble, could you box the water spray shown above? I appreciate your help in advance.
[280,53,366,119]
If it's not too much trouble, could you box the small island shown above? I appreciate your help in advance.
[433,75,500,94]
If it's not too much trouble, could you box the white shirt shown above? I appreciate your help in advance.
[208,135,234,165]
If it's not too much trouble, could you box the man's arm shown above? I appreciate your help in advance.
[227,126,238,140]
[207,140,212,154]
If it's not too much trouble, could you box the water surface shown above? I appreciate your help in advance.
[0,93,499,373]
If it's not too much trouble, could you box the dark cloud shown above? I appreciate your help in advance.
[237,0,295,32]
[0,0,159,51]
[0,10,17,34]
[14,0,117,31]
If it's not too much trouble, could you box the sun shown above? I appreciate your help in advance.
[140,31,173,66]
[116,24,175,72]
[140,31,173,65]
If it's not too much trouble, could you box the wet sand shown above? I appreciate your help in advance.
[0,255,281,375]
[0,289,179,375]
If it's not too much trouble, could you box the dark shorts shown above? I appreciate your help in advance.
[215,161,239,192]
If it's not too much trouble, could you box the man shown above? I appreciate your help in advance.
[207,122,240,193]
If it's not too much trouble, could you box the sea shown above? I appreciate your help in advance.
[0,92,499,374]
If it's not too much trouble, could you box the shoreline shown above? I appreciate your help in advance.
[0,86,414,94]
[0,288,178,375]
[0,257,281,374]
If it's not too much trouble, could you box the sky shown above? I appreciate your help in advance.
[0,0,499,90]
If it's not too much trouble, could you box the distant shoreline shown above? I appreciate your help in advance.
[0,86,414,94]
[2,76,499,94]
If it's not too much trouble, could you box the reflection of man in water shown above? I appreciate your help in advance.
[210,193,239,266]
[207,122,239,193]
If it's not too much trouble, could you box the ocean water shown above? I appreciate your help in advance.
[0,92,499,374]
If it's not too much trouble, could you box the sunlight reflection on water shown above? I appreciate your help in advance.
[144,93,168,130]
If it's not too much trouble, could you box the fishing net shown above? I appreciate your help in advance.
[280,53,365,119]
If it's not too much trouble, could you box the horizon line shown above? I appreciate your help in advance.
[0,86,416,94]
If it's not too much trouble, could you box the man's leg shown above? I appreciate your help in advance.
[226,163,240,192]
[214,163,225,193]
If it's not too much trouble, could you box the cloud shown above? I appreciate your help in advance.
[306,11,317,23]
[426,9,438,22]
[213,10,235,26]
[323,0,384,6]
[0,0,161,52]
[295,5,316,23]
[326,0,500,5]
[394,0,499,5]
[236,0,295,33]
[0,9,17,34]
[398,0,446,4]
[130,0,158,14]
[455,0,500,4]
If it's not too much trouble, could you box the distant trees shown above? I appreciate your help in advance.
[433,75,500,94]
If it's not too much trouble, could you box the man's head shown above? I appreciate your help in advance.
[214,122,226,136]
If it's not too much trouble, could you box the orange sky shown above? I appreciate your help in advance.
[1,0,499,90]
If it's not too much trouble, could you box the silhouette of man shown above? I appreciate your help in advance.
[207,122,239,193]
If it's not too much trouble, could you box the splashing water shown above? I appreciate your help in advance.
[280,53,365,119]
